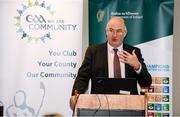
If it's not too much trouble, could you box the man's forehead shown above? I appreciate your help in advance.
[107,26,124,30]
[107,22,125,28]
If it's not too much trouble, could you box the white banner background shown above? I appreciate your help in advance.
[0,0,83,116]
[137,35,173,116]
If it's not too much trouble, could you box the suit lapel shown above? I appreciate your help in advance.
[123,44,130,77]
[101,43,108,77]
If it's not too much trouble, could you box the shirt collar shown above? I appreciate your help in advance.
[107,43,123,53]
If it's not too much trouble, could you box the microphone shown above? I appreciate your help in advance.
[72,90,80,116]
[0,101,3,117]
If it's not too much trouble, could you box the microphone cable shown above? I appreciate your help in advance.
[92,94,101,116]
[104,94,110,117]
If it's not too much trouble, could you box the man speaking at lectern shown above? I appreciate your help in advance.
[71,16,152,100]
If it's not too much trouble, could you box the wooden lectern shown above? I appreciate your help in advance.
[73,94,147,116]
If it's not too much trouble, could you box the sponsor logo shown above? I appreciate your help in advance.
[163,77,169,84]
[148,103,154,110]
[97,9,105,22]
[162,95,169,102]
[163,86,169,93]
[15,0,77,43]
[15,0,55,43]
[163,104,169,111]
[154,104,162,111]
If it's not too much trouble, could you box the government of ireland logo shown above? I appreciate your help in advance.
[97,9,105,23]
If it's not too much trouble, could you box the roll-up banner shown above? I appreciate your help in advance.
[0,0,83,116]
[89,0,173,116]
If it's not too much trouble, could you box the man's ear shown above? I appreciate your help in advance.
[123,32,127,37]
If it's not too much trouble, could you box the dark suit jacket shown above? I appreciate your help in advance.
[72,42,152,95]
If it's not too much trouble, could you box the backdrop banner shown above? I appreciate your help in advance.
[89,0,173,116]
[0,0,83,116]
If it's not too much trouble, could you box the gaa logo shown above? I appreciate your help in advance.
[26,15,46,23]
[15,0,55,43]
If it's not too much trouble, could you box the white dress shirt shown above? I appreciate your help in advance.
[107,43,142,78]
[107,43,125,78]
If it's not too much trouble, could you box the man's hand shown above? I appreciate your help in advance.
[118,49,141,70]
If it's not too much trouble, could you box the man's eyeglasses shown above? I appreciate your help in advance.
[106,28,126,35]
